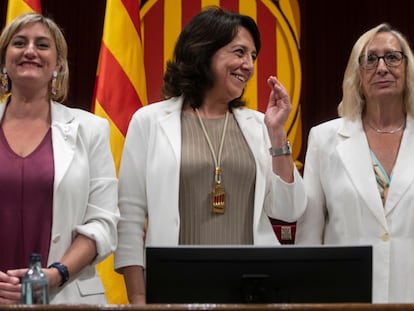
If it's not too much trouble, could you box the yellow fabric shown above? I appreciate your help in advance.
[6,0,41,24]
[93,0,147,304]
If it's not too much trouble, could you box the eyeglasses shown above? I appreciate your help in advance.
[359,51,405,70]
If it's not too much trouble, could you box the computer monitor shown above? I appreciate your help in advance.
[145,245,372,304]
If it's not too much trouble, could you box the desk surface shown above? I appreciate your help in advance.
[2,304,414,311]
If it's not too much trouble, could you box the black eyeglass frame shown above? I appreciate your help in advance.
[359,51,406,70]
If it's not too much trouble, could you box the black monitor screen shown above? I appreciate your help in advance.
[145,245,372,304]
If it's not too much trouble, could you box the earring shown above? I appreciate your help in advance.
[1,68,9,93]
[51,70,58,96]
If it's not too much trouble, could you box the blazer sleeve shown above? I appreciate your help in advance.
[114,111,148,269]
[295,126,326,244]
[75,116,120,263]
[265,166,307,223]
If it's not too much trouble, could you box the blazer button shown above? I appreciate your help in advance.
[52,234,61,243]
[381,232,389,241]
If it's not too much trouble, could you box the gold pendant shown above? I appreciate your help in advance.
[212,183,225,214]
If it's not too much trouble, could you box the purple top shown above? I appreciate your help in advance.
[0,127,54,270]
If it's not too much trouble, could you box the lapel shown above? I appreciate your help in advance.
[385,115,414,214]
[233,108,267,225]
[158,97,183,166]
[233,107,265,160]
[50,101,78,191]
[336,118,387,228]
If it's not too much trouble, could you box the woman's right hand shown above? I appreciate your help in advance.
[0,270,22,304]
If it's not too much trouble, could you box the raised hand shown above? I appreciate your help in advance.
[264,75,292,140]
[263,76,294,182]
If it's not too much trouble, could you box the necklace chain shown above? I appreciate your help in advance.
[195,109,229,182]
[195,109,230,214]
[366,120,405,134]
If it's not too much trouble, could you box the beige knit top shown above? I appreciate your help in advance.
[179,111,256,245]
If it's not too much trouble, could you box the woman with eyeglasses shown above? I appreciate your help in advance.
[295,23,414,303]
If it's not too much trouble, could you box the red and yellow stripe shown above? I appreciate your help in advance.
[93,0,147,172]
[6,0,41,24]
[92,0,147,304]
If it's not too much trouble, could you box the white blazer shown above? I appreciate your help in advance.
[114,97,306,270]
[295,116,414,303]
[0,101,119,304]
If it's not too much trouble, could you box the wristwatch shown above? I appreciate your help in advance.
[48,262,69,287]
[269,140,292,157]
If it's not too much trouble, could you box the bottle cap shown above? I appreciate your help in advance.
[30,253,42,262]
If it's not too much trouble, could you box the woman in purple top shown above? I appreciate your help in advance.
[0,13,119,304]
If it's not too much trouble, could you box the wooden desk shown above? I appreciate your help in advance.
[2,304,414,311]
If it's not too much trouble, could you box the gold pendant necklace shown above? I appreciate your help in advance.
[195,109,229,214]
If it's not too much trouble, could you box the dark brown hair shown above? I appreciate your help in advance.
[161,6,261,109]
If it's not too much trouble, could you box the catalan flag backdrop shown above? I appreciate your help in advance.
[6,0,41,23]
[92,0,147,304]
[93,0,301,304]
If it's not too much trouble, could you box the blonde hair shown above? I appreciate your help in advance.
[0,12,69,102]
[338,23,414,119]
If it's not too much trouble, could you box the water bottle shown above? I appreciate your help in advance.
[21,253,49,304]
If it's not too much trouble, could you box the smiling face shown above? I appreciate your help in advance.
[360,32,406,102]
[5,22,59,93]
[207,26,257,104]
